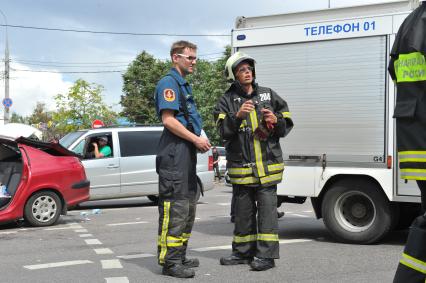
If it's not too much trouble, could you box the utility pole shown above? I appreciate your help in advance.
[4,29,9,124]
[0,10,8,125]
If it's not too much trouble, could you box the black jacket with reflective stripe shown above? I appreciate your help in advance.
[214,82,293,186]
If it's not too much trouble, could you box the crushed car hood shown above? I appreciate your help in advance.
[0,136,81,158]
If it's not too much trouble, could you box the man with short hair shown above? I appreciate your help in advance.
[92,136,111,158]
[154,40,211,278]
[215,52,293,271]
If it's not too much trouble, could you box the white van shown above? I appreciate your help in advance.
[232,1,423,243]
[60,126,214,202]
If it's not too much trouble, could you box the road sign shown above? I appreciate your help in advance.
[2,98,12,108]
[91,119,105,129]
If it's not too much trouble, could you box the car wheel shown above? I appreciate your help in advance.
[24,191,62,227]
[147,195,159,204]
[321,179,395,244]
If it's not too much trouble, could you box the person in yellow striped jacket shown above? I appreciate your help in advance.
[214,52,293,271]
[389,2,426,282]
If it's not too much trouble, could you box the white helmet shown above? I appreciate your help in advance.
[224,51,256,81]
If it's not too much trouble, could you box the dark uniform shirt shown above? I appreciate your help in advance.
[155,68,203,136]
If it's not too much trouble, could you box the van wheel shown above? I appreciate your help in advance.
[24,191,62,227]
[321,179,394,244]
[147,195,159,204]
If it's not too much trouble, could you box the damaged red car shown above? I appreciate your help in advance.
[0,135,89,226]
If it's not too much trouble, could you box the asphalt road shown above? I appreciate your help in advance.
[0,183,408,283]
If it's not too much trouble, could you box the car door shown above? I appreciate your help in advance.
[71,132,120,198]
[118,130,161,196]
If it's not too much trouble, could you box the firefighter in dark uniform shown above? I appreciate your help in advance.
[214,52,294,271]
[155,40,211,278]
[389,2,426,282]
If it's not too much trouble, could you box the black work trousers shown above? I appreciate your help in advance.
[232,184,279,259]
[393,214,426,283]
[416,180,426,212]
[156,129,198,266]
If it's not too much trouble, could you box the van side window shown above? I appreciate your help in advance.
[74,133,113,159]
[118,131,162,157]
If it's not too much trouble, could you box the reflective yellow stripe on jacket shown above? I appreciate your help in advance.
[282,112,291,118]
[216,113,226,125]
[249,110,266,177]
[229,172,283,186]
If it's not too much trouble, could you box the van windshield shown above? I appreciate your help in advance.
[59,131,87,148]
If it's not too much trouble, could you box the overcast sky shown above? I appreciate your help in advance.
[0,0,400,117]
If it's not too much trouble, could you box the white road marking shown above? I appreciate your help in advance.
[195,217,201,220]
[278,239,312,244]
[101,259,123,269]
[105,277,129,283]
[24,260,93,270]
[75,229,89,233]
[85,239,102,245]
[117,253,155,259]
[0,231,17,235]
[107,221,148,226]
[216,202,231,206]
[94,248,114,255]
[191,245,231,252]
[303,210,313,213]
[290,214,310,218]
[79,234,93,238]
[44,225,83,231]
[191,239,312,252]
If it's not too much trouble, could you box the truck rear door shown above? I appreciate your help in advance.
[238,35,388,196]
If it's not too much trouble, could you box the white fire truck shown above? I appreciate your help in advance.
[232,0,423,244]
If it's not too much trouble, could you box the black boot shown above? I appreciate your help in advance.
[277,211,285,218]
[162,264,195,278]
[250,258,275,271]
[183,257,199,268]
[220,255,253,265]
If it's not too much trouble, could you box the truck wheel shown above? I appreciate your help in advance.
[322,179,393,244]
[24,191,62,227]
[147,195,159,204]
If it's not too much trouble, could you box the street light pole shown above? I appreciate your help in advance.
[0,10,9,125]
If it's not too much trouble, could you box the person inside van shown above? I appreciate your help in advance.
[92,136,112,158]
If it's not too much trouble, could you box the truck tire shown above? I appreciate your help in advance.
[24,191,62,227]
[322,179,394,244]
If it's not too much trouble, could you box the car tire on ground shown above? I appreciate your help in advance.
[147,195,159,204]
[321,179,395,244]
[24,191,62,227]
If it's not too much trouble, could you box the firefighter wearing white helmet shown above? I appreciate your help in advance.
[224,51,256,81]
[214,52,294,271]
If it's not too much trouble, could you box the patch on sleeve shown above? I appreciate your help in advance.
[163,89,176,102]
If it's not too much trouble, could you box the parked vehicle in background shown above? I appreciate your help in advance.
[60,126,214,202]
[0,132,90,227]
[232,0,422,243]
[215,146,227,174]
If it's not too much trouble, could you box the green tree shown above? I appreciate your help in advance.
[191,46,231,145]
[27,102,52,126]
[121,51,169,124]
[53,79,118,135]
[120,46,231,145]
[10,112,27,124]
